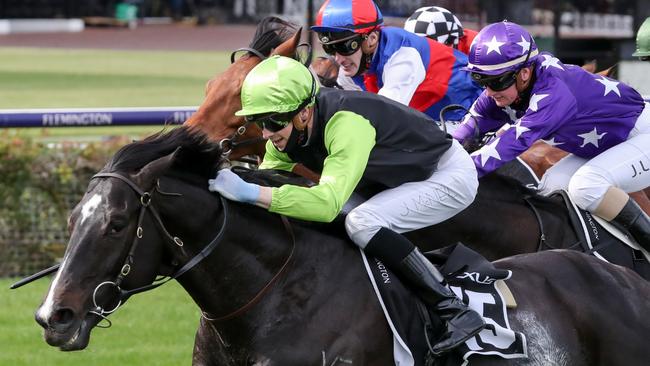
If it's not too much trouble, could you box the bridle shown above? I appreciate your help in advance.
[87,171,295,326]
[219,42,314,164]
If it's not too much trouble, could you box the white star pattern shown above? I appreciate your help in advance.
[528,93,549,112]
[578,127,607,148]
[540,55,564,70]
[516,35,530,55]
[473,138,502,167]
[514,119,530,139]
[484,36,505,55]
[541,137,564,146]
[502,106,518,122]
[595,76,621,97]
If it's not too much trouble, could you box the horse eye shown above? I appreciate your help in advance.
[108,220,127,235]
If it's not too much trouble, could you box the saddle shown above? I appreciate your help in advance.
[550,190,650,280]
[362,243,527,366]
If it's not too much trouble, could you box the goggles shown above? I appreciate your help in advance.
[246,112,294,132]
[471,71,518,91]
[319,32,365,56]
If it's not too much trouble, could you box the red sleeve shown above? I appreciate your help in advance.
[458,28,479,55]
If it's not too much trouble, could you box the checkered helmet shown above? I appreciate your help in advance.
[404,6,464,46]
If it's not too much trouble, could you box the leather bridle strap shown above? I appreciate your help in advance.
[204,215,296,322]
[230,47,267,64]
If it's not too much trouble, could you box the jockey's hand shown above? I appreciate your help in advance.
[208,169,260,205]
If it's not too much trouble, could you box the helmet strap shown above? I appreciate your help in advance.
[284,123,309,153]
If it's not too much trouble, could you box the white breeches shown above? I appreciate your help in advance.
[345,139,478,247]
[538,104,650,211]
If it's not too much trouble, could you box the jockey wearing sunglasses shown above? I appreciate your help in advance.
[453,21,650,251]
[209,56,485,355]
[311,0,482,121]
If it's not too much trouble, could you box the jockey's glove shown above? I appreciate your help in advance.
[208,169,260,205]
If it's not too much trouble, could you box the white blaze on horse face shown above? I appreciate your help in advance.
[80,194,102,225]
[36,257,68,323]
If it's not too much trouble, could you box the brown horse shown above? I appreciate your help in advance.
[184,16,319,182]
[184,17,296,160]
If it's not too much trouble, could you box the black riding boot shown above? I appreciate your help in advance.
[612,198,650,251]
[399,248,486,354]
[365,228,486,355]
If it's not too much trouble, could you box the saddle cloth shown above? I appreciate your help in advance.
[361,243,527,366]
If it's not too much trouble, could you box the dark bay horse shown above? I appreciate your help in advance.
[34,127,650,365]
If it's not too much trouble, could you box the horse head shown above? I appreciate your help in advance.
[34,128,224,351]
[185,16,302,161]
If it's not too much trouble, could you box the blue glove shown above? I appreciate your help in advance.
[208,169,260,204]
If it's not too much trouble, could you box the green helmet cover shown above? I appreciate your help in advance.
[633,17,650,57]
[235,55,319,117]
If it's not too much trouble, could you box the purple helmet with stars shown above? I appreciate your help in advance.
[464,21,539,76]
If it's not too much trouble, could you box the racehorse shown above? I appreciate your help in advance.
[34,127,650,365]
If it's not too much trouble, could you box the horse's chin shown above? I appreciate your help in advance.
[43,313,98,351]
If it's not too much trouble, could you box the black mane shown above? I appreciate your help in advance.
[249,16,298,57]
[103,126,222,180]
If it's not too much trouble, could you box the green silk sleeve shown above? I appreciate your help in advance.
[268,111,376,222]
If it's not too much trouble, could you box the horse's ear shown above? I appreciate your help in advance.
[271,27,302,57]
[134,147,180,189]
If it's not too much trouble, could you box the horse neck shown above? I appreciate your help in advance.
[170,198,361,341]
[207,206,366,348]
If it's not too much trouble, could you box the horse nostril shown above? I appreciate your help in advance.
[50,307,75,327]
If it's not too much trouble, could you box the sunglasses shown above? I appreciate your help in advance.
[247,112,295,132]
[471,71,518,91]
[319,33,364,56]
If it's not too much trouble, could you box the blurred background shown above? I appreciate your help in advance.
[0,1,648,365]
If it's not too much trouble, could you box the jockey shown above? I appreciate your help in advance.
[633,17,650,61]
[311,0,482,121]
[209,55,485,354]
[452,21,650,250]
[403,6,478,55]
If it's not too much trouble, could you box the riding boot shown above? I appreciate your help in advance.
[398,248,486,354]
[612,198,650,252]
[364,228,485,355]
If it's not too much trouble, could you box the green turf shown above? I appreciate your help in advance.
[0,47,230,108]
[1,278,200,365]
[1,47,222,363]
[0,47,232,141]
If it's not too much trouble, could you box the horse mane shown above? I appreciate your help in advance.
[103,126,223,180]
[249,16,299,56]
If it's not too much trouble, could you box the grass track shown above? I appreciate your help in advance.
[1,278,199,365]
[2,47,225,363]
[0,47,231,141]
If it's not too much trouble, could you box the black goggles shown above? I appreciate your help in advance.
[319,33,364,56]
[471,71,518,91]
[246,112,295,132]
